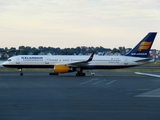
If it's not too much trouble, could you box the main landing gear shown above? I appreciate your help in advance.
[18,69,23,76]
[76,72,86,76]
[76,68,86,76]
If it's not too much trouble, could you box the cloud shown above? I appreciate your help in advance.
[0,0,160,49]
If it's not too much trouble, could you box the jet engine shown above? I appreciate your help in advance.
[54,65,73,73]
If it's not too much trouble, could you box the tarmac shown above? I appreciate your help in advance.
[0,72,160,120]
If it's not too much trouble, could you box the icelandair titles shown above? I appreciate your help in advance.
[21,57,43,61]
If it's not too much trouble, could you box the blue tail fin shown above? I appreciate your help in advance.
[125,32,157,57]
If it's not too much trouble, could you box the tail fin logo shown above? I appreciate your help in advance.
[138,42,152,52]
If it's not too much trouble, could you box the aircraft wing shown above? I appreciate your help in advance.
[57,53,94,67]
[135,72,160,78]
[68,52,94,67]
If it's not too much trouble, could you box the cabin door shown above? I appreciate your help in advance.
[124,58,128,65]
[45,58,49,64]
[16,57,20,64]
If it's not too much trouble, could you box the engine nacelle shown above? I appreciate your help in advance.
[54,65,70,73]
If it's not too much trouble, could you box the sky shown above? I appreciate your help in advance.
[0,0,160,49]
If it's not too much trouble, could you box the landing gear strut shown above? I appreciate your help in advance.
[18,69,23,76]
[76,68,85,76]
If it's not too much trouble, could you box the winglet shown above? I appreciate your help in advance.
[87,52,94,62]
[125,32,157,57]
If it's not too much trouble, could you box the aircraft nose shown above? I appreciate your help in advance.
[2,62,5,66]
[2,61,7,67]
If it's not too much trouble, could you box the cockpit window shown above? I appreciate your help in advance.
[7,59,12,61]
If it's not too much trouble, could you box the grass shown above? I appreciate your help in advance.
[107,68,160,72]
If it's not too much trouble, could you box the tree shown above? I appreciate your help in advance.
[32,49,40,55]
[112,48,120,54]
[119,46,126,55]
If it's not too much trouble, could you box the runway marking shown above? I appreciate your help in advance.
[93,79,106,85]
[135,72,160,78]
[80,79,116,85]
[137,88,151,91]
[126,93,138,95]
[106,80,116,85]
[135,88,160,97]
[80,79,98,85]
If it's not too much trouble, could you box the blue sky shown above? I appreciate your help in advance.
[0,0,160,49]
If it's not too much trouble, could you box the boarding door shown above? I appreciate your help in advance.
[124,58,128,65]
[45,58,49,64]
[16,57,20,64]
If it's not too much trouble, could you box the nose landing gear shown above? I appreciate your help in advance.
[18,69,23,76]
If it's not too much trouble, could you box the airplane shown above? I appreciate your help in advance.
[2,32,157,76]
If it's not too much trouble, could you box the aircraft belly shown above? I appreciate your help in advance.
[84,65,137,69]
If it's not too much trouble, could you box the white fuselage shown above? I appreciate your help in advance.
[2,55,152,69]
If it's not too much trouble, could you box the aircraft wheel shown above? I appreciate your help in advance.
[82,73,85,76]
[20,72,23,76]
[76,72,85,76]
[76,73,80,76]
[49,73,59,75]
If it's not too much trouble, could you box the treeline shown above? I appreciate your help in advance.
[0,46,129,58]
